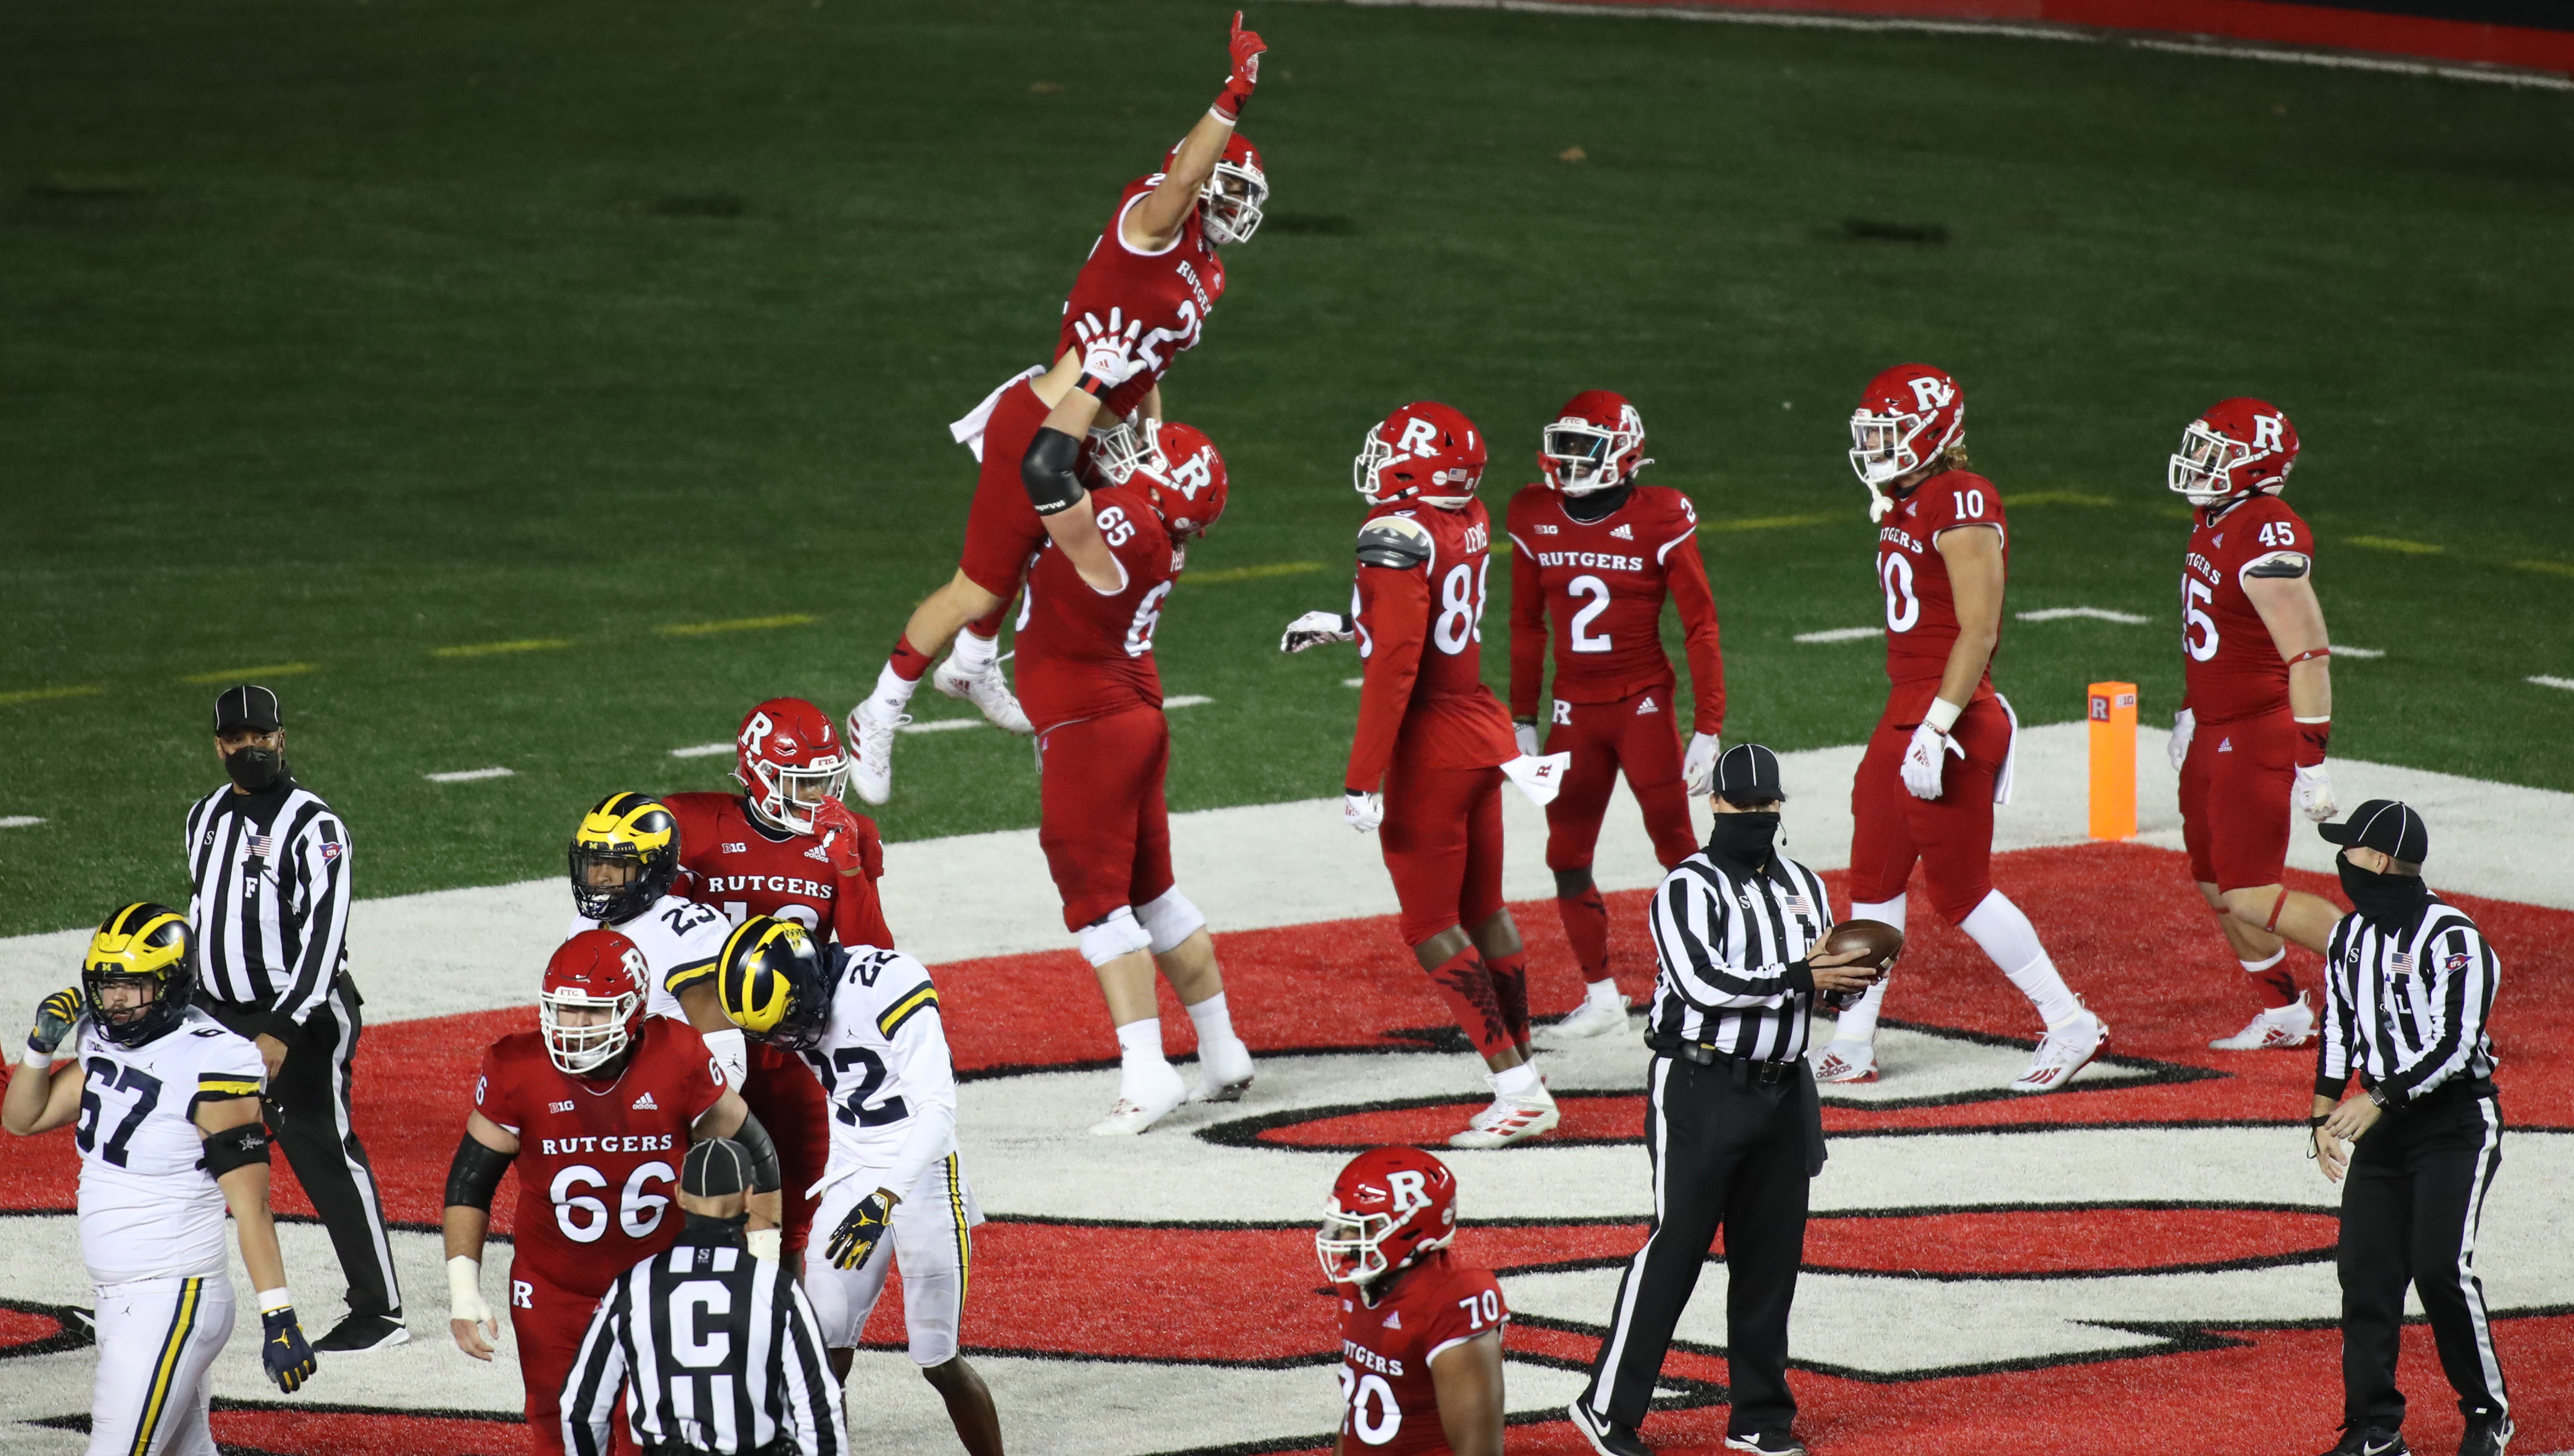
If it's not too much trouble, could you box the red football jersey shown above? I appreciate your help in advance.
[473,1017,726,1301]
[2182,494,2313,724]
[1876,469,2008,725]
[664,791,891,950]
[1347,500,1520,793]
[1056,175,1225,421]
[1335,1250,1508,1456]
[1013,483,1176,735]
[1504,484,1724,735]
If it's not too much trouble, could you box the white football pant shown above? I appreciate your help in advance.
[802,1154,982,1365]
[89,1273,236,1456]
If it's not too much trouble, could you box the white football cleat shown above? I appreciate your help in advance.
[1188,1036,1257,1103]
[1448,1078,1559,1149]
[845,702,905,806]
[2010,1004,2107,1094]
[2210,991,2316,1051]
[933,658,1033,735]
[1811,1039,1878,1084]
[1542,988,1631,1043]
[1089,1058,1189,1135]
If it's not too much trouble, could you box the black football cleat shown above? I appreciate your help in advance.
[2458,1417,2513,1456]
[2319,1429,2408,1456]
[1567,1399,1651,1456]
[312,1311,410,1354]
[1725,1432,1810,1456]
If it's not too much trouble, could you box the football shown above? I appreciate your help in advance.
[1822,918,1904,971]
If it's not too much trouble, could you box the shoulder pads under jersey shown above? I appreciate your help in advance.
[1355,515,1435,570]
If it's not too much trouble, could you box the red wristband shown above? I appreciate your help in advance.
[2293,718,2330,767]
[1075,372,1109,399]
[2287,647,2331,667]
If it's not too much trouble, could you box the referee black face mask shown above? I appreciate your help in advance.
[1706,809,1780,868]
[2339,852,2431,927]
[223,742,289,793]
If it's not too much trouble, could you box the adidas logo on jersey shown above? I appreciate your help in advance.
[1383,1310,1402,1329]
[633,1092,658,1110]
[2218,737,2234,753]
[805,844,831,863]
[1636,696,1657,714]
[1610,523,1634,540]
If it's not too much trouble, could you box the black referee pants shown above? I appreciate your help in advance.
[201,977,404,1321]
[2339,1086,2509,1431]
[1581,1054,1820,1437]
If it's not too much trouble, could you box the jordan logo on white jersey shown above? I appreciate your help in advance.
[632,1092,658,1110]
[1610,523,1634,540]
[1383,1310,1402,1329]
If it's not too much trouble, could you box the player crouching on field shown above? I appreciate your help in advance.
[1015,325,1258,1136]
[716,917,1004,1456]
[6,905,319,1456]
[1320,1148,1507,1456]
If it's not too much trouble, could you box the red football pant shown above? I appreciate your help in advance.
[510,1267,637,1456]
[1543,689,1697,873]
[956,379,1053,600]
[1381,758,1506,947]
[1038,706,1176,931]
[1847,695,2012,924]
[741,1041,829,1257]
[2179,708,2295,893]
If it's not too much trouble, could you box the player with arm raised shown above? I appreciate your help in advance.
[1816,364,2106,1094]
[5,906,319,1456]
[1015,343,1257,1135]
[1317,1148,1506,1456]
[1504,392,1724,1042]
[2168,400,2348,1050]
[1281,402,1571,1148]
[441,930,782,1456]
[846,12,1272,803]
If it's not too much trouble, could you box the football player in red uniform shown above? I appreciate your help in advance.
[1817,364,2107,1094]
[664,697,889,1263]
[1504,392,1724,1041]
[846,12,1272,804]
[1014,371,1257,1135]
[1317,1147,1506,1456]
[2168,399,2347,1050]
[1281,403,1570,1148]
[441,930,781,1456]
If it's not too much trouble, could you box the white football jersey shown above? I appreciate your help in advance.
[794,945,960,1202]
[569,893,728,1021]
[71,1008,265,1285]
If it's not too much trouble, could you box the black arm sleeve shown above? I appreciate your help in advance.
[200,1122,272,1177]
[730,1109,783,1195]
[1020,427,1088,516]
[444,1132,515,1211]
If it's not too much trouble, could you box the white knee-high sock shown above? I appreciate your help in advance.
[1831,896,1906,1045]
[948,625,1001,676]
[1184,992,1237,1047]
[867,661,922,718]
[1960,890,2081,1027]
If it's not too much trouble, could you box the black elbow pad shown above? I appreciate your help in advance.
[1020,428,1088,516]
[444,1132,514,1211]
[730,1110,783,1195]
[200,1122,271,1177]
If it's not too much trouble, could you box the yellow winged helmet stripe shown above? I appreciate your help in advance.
[85,906,189,978]
[573,792,676,854]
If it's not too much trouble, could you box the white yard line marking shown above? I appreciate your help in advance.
[2532,676,2574,692]
[0,817,44,829]
[2333,646,2387,660]
[1164,695,1214,709]
[668,742,733,758]
[424,767,516,783]
[1795,626,1884,643]
[901,719,984,734]
[2016,607,2149,625]
[1343,677,1365,687]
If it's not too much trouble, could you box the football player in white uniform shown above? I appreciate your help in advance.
[565,792,745,1083]
[3,905,320,1455]
[714,916,1002,1456]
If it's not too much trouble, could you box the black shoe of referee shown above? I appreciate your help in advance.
[1725,1432,1809,1456]
[2458,1417,2514,1456]
[2318,1429,2407,1456]
[1566,1399,1650,1456]
[312,1310,410,1354]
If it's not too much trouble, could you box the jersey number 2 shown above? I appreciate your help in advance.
[1566,575,1613,654]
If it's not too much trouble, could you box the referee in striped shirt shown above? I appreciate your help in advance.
[2309,800,2512,1456]
[1570,745,1879,1456]
[186,684,405,1352]
[565,1137,845,1456]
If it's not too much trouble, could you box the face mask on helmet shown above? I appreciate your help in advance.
[567,794,680,924]
[1202,159,1267,245]
[2166,419,2293,509]
[541,932,648,1075]
[1315,1206,1398,1287]
[1093,417,1158,487]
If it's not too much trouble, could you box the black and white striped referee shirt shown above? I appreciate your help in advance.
[183,781,352,1028]
[2318,897,2500,1106]
[1646,847,1835,1063]
[563,1234,844,1456]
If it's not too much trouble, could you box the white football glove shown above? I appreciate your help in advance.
[1281,610,1355,653]
[2168,708,2195,772]
[2295,762,2336,822]
[1682,733,1721,796]
[1514,723,1542,759]
[1900,720,1965,801]
[1344,789,1383,834]
[1072,308,1146,387]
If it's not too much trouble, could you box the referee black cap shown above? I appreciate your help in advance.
[213,684,283,735]
[2319,799,2428,864]
[682,1136,752,1199]
[1712,742,1787,805]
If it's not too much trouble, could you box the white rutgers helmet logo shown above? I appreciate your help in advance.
[1907,375,1957,412]
[1384,1169,1431,1215]
[740,711,774,754]
[620,945,649,989]
[2251,414,2285,452]
[1394,417,1441,457]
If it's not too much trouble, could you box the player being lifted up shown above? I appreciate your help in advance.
[846,11,1271,803]
[1014,334,1256,1135]
[1816,364,2107,1094]
[1317,1147,1507,1456]
[1282,403,1571,1149]
[2166,400,2347,1050]
[1504,392,1724,1042]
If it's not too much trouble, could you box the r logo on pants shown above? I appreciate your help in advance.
[512,1280,533,1310]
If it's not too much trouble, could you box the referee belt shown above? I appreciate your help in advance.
[644,1443,798,1456]
[1644,1033,1801,1085]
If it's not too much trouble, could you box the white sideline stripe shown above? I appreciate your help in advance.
[1342,677,1364,687]
[1164,695,1214,709]
[2016,606,2148,625]
[2333,646,2386,660]
[668,742,733,758]
[1795,625,1883,643]
[901,718,984,734]
[423,767,514,783]
[6,721,2569,1026]
[0,817,43,830]
[2528,676,2574,692]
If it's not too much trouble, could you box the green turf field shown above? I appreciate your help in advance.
[4,0,2571,935]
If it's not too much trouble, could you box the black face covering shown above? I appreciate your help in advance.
[1706,812,1781,869]
[680,1211,748,1246]
[2339,854,2431,928]
[224,745,288,793]
[1562,483,1635,524]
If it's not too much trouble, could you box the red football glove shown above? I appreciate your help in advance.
[811,798,882,881]
[1214,11,1265,122]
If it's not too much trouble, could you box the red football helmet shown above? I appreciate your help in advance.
[540,928,650,1076]
[1848,363,1965,521]
[1354,402,1485,510]
[1163,132,1267,245]
[1137,421,1229,537]
[733,697,849,836]
[2169,397,2299,510]
[1316,1146,1460,1291]
[1540,390,1651,496]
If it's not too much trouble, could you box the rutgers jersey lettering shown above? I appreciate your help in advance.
[1346,501,1520,791]
[473,1017,726,1300]
[1876,470,2008,725]
[665,792,891,950]
[1335,1250,1507,1455]
[1057,175,1226,420]
[2182,494,2313,723]
[1505,485,1723,734]
[1014,485,1174,735]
